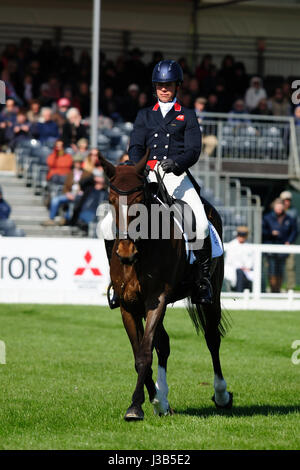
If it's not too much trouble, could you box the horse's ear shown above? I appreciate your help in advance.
[98,152,116,179]
[135,149,150,175]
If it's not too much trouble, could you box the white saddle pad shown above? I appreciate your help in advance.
[151,194,223,263]
[209,221,224,259]
[177,218,223,264]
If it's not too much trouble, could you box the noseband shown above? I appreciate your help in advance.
[109,183,144,196]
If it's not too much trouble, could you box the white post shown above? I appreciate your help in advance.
[287,289,294,310]
[252,245,262,301]
[243,289,250,310]
[90,0,101,148]
[0,340,6,365]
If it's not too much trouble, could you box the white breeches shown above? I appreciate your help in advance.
[148,166,209,243]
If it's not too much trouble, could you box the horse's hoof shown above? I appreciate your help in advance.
[124,405,144,421]
[212,392,233,409]
[151,396,172,417]
[159,407,174,417]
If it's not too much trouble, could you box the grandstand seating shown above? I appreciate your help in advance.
[196,173,262,243]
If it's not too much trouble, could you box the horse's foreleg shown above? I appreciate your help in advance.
[202,303,233,408]
[152,323,171,416]
[125,293,167,421]
[121,307,156,421]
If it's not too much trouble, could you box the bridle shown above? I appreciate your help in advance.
[109,183,144,197]
[109,163,172,255]
[109,176,146,260]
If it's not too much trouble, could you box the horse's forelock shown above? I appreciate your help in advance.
[112,165,144,191]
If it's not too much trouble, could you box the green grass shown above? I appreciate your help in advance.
[0,303,299,450]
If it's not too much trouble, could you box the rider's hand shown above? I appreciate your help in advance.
[160,159,181,175]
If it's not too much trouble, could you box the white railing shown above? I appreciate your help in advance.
[222,243,300,310]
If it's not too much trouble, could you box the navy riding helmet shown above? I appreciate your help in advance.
[152,60,183,84]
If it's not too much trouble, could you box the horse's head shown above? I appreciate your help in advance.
[99,151,149,265]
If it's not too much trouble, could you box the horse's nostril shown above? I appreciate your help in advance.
[116,240,138,265]
[117,251,138,265]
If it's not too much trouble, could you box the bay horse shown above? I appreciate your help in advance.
[99,152,232,421]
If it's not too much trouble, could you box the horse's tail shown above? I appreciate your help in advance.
[186,255,231,337]
[186,299,231,337]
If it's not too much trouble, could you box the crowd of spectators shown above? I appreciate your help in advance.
[41,142,112,231]
[1,39,300,135]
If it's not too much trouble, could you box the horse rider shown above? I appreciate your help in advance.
[104,60,212,308]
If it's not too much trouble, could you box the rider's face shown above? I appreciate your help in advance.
[155,82,177,102]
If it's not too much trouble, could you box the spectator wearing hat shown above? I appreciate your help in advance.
[224,226,254,292]
[280,191,299,222]
[244,76,267,112]
[52,97,71,131]
[42,153,90,226]
[280,190,299,291]
[194,97,207,124]
[194,97,218,157]
[263,198,298,293]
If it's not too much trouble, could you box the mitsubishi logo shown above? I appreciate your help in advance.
[74,251,101,276]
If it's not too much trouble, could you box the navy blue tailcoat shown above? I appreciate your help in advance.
[128,101,202,174]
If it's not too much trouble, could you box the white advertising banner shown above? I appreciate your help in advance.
[0,237,110,305]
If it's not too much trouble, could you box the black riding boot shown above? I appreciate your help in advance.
[104,239,120,309]
[191,235,213,304]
